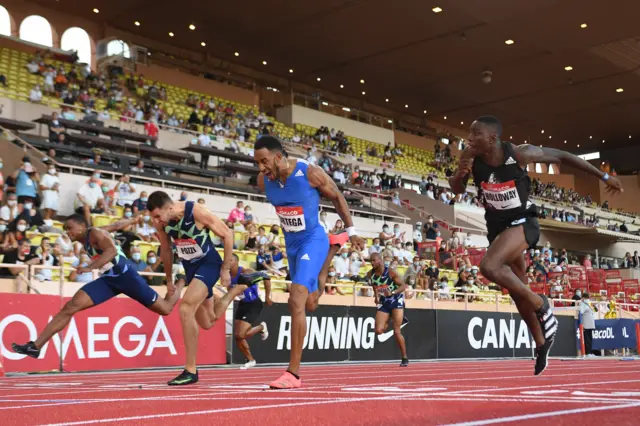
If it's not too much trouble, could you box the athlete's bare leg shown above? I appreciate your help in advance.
[287,283,308,375]
[390,309,408,359]
[234,320,265,361]
[147,280,185,316]
[195,297,216,330]
[34,290,94,349]
[374,311,391,335]
[214,285,247,319]
[179,279,209,373]
[479,226,545,346]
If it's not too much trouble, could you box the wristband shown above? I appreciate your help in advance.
[601,173,609,182]
[346,226,358,237]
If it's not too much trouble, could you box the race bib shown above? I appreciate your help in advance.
[275,206,306,233]
[376,284,392,297]
[481,180,521,210]
[175,239,204,260]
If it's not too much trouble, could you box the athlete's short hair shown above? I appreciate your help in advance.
[66,213,88,227]
[254,136,283,153]
[147,191,173,212]
[475,116,503,137]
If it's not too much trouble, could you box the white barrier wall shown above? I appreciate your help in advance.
[56,173,411,239]
[277,105,394,146]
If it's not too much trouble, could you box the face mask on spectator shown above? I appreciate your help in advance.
[132,253,141,261]
[0,224,6,232]
[48,168,56,175]
[143,215,150,222]
[384,261,390,267]
[468,279,475,285]
[141,197,148,202]
[328,271,336,277]
[383,227,389,233]
[102,186,109,192]
[271,228,279,235]
[89,182,97,188]
[24,203,33,210]
[351,254,358,260]
[341,253,348,258]
[8,199,16,206]
[147,256,156,264]
[576,290,582,297]
[180,195,187,201]
[93,173,100,179]
[17,224,26,232]
[125,211,132,218]
[437,232,441,237]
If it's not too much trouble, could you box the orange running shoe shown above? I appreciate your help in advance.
[269,371,301,389]
[329,231,349,247]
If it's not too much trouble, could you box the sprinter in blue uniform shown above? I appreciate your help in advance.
[254,136,365,389]
[12,214,183,359]
[367,252,409,367]
[148,191,237,386]
[228,254,272,369]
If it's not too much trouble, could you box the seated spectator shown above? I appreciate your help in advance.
[227,201,245,224]
[40,162,60,220]
[348,251,364,282]
[243,205,256,224]
[256,226,269,248]
[332,167,346,185]
[318,211,330,234]
[132,191,148,214]
[114,175,136,207]
[74,172,104,224]
[48,113,67,143]
[368,238,383,257]
[136,212,158,242]
[269,245,288,275]
[1,192,19,222]
[267,225,280,246]
[130,246,148,272]
[331,220,344,234]
[26,59,40,74]
[325,266,345,295]
[131,160,145,173]
[0,238,38,278]
[68,253,94,283]
[379,224,394,244]
[244,223,258,252]
[333,247,350,279]
[29,84,43,103]
[34,237,59,281]
[14,198,44,230]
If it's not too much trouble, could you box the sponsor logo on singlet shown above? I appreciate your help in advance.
[481,180,521,210]
[275,206,306,232]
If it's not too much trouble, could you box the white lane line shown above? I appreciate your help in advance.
[447,378,640,395]
[439,402,640,426]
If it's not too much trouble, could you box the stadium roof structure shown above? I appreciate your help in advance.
[42,0,640,150]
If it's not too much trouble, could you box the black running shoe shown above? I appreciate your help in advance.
[12,341,40,359]
[399,358,409,367]
[534,295,558,376]
[168,369,199,386]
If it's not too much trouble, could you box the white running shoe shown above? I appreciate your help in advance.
[241,360,256,369]
[260,321,269,341]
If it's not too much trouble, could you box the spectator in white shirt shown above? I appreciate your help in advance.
[413,222,423,248]
[29,85,43,103]
[463,233,473,248]
[198,132,211,147]
[348,251,364,282]
[401,242,415,265]
[306,148,317,165]
[333,247,351,279]
[0,193,19,222]
[332,168,346,185]
[319,211,330,234]
[391,191,401,206]
[26,60,39,74]
[114,175,136,206]
[74,173,103,223]
[136,212,158,242]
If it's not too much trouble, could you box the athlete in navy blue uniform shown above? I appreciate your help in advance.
[367,252,409,367]
[148,192,236,386]
[12,214,183,359]
[254,136,365,389]
[228,254,272,369]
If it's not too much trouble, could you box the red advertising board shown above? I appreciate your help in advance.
[0,293,226,373]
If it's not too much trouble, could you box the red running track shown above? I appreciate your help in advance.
[1,359,640,425]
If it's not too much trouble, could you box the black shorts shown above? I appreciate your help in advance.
[234,299,263,325]
[487,216,540,250]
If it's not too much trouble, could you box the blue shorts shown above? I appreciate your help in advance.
[286,231,329,292]
[377,294,405,314]
[81,269,159,307]
[184,260,222,299]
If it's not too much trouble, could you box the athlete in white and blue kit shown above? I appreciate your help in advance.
[254,136,365,389]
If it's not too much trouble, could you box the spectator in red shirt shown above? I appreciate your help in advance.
[144,118,159,139]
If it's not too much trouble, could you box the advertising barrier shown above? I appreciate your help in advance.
[231,302,436,364]
[590,319,639,350]
[231,302,577,364]
[0,293,226,373]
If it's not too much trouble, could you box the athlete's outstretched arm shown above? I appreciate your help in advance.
[78,229,117,274]
[192,203,234,286]
[155,225,175,293]
[100,216,141,233]
[307,164,365,250]
[514,145,623,194]
[389,269,408,296]
[449,148,475,194]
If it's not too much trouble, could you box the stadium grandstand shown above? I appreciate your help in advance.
[0,1,640,424]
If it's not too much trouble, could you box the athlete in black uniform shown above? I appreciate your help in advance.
[449,116,622,375]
